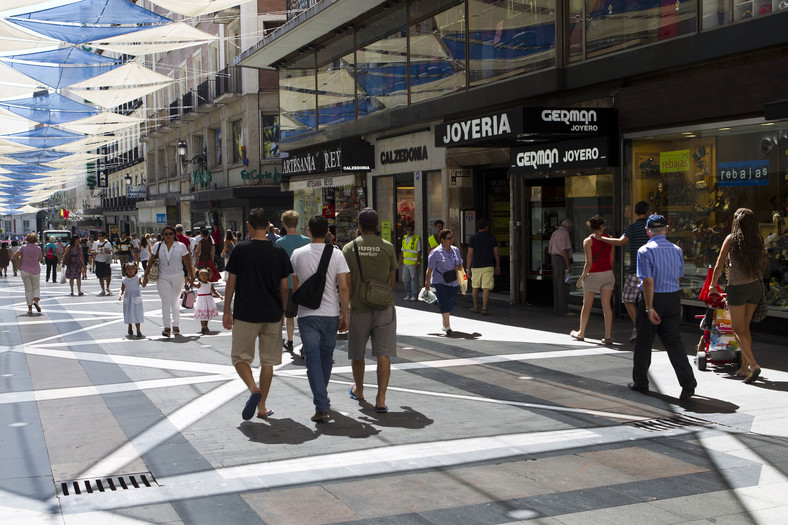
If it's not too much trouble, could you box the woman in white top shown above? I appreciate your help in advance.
[139,236,150,270]
[142,225,195,337]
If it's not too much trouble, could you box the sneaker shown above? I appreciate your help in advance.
[442,326,452,336]
[404,294,411,301]
[629,327,637,342]
[409,296,417,302]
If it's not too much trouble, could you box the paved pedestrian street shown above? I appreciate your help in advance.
[2,269,787,525]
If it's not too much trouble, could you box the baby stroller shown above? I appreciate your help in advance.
[694,267,741,372]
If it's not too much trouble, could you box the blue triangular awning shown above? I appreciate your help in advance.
[8,0,172,44]
[2,126,84,148]
[6,149,72,164]
[0,93,99,124]
[0,48,122,89]
[0,163,55,173]
[0,171,56,180]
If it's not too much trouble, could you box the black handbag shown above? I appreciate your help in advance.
[353,240,392,309]
[752,282,768,323]
[292,245,334,310]
[441,248,458,282]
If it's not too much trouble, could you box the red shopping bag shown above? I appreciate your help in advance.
[698,266,722,305]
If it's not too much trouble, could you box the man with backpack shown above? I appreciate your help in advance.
[44,237,58,282]
[290,215,350,423]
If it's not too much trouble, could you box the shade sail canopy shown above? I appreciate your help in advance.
[0,92,99,124]
[146,0,254,16]
[0,137,36,154]
[0,163,54,173]
[65,62,173,107]
[57,134,117,152]
[0,47,122,89]
[43,152,101,167]
[0,19,58,53]
[8,0,172,44]
[60,112,142,134]
[4,148,72,164]
[88,22,218,55]
[0,62,41,101]
[2,126,84,148]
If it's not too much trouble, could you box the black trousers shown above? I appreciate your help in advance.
[45,259,57,282]
[633,291,696,389]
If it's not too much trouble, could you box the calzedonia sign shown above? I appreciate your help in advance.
[282,139,374,177]
[510,136,611,174]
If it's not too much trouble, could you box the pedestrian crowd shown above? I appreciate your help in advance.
[2,202,769,424]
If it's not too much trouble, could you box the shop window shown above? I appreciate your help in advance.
[262,115,282,158]
[581,0,697,60]
[468,0,556,87]
[625,121,788,314]
[374,176,395,243]
[231,120,243,164]
[409,3,466,104]
[213,129,222,167]
[425,170,443,240]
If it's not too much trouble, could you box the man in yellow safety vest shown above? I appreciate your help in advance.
[398,222,422,301]
[428,219,444,252]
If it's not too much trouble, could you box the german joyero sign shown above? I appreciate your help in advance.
[510,136,612,174]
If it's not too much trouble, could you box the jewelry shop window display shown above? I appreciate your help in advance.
[625,121,788,314]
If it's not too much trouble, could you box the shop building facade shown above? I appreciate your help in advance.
[238,0,788,320]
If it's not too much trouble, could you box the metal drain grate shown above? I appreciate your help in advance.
[626,415,715,432]
[56,473,157,496]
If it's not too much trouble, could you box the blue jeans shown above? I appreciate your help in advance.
[298,315,339,411]
[402,264,419,296]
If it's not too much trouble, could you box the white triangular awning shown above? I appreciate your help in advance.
[0,19,58,53]
[65,62,173,108]
[0,63,42,101]
[60,112,143,134]
[0,137,36,155]
[13,204,44,213]
[146,0,254,16]
[56,134,118,153]
[43,152,103,167]
[87,22,217,55]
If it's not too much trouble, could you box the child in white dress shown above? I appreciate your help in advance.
[192,268,223,334]
[119,263,145,338]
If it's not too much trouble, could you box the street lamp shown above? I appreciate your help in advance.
[124,173,132,186]
[177,139,207,169]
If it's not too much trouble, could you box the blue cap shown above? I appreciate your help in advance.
[646,214,667,229]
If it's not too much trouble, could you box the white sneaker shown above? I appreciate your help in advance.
[442,326,452,335]
[409,296,417,302]
[404,294,411,301]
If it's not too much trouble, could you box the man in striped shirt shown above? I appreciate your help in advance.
[629,214,696,400]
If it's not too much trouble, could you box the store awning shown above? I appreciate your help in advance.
[284,172,355,191]
[236,0,387,69]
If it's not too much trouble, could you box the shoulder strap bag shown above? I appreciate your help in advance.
[292,245,334,310]
[353,240,393,310]
[147,242,163,282]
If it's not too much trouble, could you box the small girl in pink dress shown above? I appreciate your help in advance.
[192,268,223,334]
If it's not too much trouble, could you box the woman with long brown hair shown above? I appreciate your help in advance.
[63,235,85,295]
[710,208,765,384]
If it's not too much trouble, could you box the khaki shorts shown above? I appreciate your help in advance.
[470,266,495,290]
[583,270,615,294]
[231,319,283,366]
[348,306,397,360]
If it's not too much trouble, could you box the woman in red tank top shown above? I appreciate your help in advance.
[570,215,615,344]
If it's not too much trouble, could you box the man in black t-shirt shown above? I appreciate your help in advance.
[223,208,293,420]
[466,218,500,315]
[116,232,132,267]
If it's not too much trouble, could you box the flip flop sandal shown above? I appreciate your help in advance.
[348,384,364,401]
[375,405,388,413]
[570,330,584,341]
[469,307,479,313]
[256,409,274,419]
[482,309,490,316]
[242,392,262,420]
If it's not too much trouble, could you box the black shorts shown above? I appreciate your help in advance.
[284,289,298,318]
[95,261,111,278]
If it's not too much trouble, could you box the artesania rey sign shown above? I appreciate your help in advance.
[282,140,374,176]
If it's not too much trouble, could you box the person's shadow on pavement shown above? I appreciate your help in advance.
[426,330,482,340]
[238,417,318,445]
[315,410,380,439]
[358,405,434,429]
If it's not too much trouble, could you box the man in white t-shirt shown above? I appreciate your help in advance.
[290,215,350,423]
[92,232,114,295]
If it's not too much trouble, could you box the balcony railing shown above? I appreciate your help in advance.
[182,91,194,116]
[197,79,214,106]
[215,66,241,99]
[169,99,181,122]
